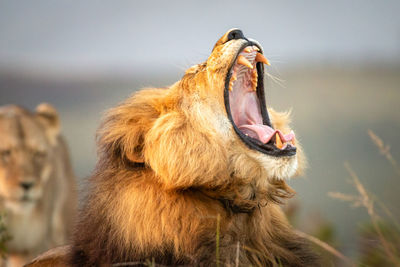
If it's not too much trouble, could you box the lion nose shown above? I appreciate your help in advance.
[20,182,34,191]
[227,29,245,41]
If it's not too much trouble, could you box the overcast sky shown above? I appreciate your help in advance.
[0,0,399,73]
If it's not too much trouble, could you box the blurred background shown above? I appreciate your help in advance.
[1,0,399,264]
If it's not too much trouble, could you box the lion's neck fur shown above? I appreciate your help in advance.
[72,165,314,266]
[71,86,317,266]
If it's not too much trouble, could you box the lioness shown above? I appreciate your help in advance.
[0,104,76,267]
[29,29,319,266]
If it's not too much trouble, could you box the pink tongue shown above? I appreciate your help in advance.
[239,124,295,144]
[228,58,296,145]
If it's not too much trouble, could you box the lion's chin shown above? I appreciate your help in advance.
[3,197,37,214]
[254,153,298,180]
[1,189,42,206]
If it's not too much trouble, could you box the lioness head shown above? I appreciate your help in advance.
[0,104,60,207]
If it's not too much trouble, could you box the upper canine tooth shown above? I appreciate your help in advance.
[253,46,260,51]
[243,47,252,53]
[255,53,270,66]
[237,55,253,69]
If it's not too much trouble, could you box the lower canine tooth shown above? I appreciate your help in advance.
[237,55,253,69]
[275,133,283,149]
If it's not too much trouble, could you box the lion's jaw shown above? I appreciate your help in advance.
[199,29,301,181]
[180,94,300,183]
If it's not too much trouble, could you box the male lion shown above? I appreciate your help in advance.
[29,29,319,266]
[0,104,77,267]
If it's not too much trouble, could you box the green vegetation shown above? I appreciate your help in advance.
[0,213,10,259]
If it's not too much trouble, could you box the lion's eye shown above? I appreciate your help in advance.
[0,150,11,163]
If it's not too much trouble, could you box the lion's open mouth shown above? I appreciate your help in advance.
[224,43,297,157]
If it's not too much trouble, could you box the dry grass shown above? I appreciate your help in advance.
[367,130,400,176]
[327,130,400,266]
[216,214,221,267]
[294,230,355,266]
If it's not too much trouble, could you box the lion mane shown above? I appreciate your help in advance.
[65,29,318,266]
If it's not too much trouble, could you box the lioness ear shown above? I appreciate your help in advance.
[36,103,60,146]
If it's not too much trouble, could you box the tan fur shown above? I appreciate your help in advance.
[26,245,71,267]
[0,104,77,267]
[65,30,318,266]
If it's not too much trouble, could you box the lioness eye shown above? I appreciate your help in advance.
[0,150,11,162]
[34,150,46,160]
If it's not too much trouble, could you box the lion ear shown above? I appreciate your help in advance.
[35,103,60,146]
[98,90,161,165]
[125,139,145,163]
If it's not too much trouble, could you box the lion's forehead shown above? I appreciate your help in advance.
[0,115,49,151]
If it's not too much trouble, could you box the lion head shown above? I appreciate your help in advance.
[101,29,304,193]
[0,104,60,207]
[64,29,317,267]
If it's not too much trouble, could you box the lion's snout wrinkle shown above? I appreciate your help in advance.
[68,30,319,267]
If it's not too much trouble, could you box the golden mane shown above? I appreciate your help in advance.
[66,29,318,266]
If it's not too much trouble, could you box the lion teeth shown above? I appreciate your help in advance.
[255,53,270,66]
[229,72,237,91]
[229,79,234,91]
[237,55,253,69]
[232,73,237,81]
[275,133,283,149]
[251,68,258,91]
[243,47,252,53]
[253,46,260,51]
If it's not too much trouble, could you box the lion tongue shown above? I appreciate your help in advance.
[239,124,295,144]
[231,91,296,144]
[239,124,275,143]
